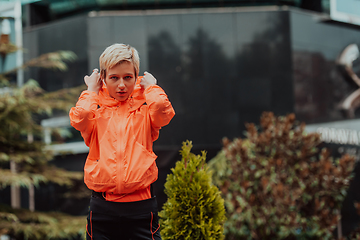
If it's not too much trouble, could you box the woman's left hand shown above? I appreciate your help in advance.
[140,71,157,89]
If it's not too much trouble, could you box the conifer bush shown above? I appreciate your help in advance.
[209,112,358,240]
[159,140,226,240]
[0,41,86,239]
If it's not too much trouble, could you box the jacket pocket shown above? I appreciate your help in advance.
[122,139,158,192]
[84,157,116,185]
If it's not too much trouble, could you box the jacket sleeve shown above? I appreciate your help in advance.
[69,90,99,146]
[144,85,175,129]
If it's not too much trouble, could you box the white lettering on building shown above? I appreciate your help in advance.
[316,127,360,145]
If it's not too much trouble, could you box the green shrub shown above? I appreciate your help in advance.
[160,140,226,240]
[209,112,357,240]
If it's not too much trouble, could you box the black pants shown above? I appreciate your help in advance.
[86,192,161,240]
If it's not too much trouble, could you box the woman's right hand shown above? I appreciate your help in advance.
[84,68,102,94]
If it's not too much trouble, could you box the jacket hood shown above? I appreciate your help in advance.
[98,76,146,110]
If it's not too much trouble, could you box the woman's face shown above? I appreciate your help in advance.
[104,62,136,102]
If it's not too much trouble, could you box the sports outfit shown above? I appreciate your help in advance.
[69,77,175,239]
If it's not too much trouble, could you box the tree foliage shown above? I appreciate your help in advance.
[0,60,84,189]
[209,112,358,240]
[0,204,85,240]
[0,43,86,239]
[160,140,226,240]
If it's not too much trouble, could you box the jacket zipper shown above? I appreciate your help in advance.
[117,102,127,193]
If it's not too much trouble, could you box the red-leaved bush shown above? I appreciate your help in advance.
[209,112,358,239]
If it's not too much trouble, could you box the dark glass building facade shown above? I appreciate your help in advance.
[23,6,360,144]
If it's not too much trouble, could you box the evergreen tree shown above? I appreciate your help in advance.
[160,140,226,240]
[0,41,86,239]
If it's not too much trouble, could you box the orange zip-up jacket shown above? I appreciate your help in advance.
[69,78,175,201]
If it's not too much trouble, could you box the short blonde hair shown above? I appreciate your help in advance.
[99,43,140,79]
